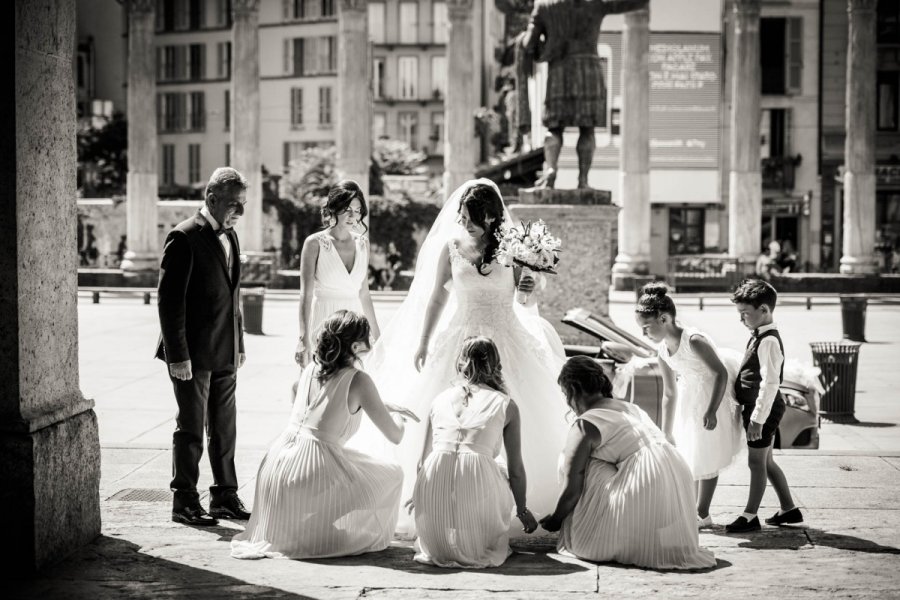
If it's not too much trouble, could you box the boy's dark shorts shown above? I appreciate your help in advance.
[741,396,785,449]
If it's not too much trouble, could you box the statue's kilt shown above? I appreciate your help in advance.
[542,54,607,129]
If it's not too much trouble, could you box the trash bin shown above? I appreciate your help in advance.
[241,288,265,335]
[839,295,867,342]
[809,341,862,422]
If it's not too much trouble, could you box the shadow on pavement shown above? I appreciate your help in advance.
[305,545,591,576]
[709,527,900,554]
[9,535,316,599]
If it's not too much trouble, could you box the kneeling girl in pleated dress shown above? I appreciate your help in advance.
[231,310,418,560]
[540,357,716,570]
[410,336,538,568]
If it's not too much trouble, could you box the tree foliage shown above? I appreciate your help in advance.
[77,112,127,197]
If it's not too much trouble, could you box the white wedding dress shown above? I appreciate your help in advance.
[351,179,569,536]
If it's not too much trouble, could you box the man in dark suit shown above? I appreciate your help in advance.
[156,167,251,526]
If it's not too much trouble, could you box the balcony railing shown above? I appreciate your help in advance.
[762,155,801,191]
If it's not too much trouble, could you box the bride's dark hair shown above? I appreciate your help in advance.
[314,310,370,383]
[456,336,508,395]
[459,183,505,276]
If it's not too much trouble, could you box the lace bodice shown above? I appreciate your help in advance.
[447,240,517,322]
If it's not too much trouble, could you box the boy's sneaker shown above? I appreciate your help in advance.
[765,507,806,528]
[725,515,761,533]
[697,515,714,529]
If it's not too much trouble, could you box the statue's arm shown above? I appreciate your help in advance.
[599,0,649,14]
[520,4,545,57]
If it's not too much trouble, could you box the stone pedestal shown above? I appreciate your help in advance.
[509,189,618,345]
[232,0,262,252]
[444,0,477,195]
[337,0,370,191]
[728,0,762,269]
[612,7,651,291]
[2,0,101,573]
[121,0,159,275]
[840,0,877,274]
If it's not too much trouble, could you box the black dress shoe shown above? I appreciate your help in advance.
[725,515,761,533]
[765,507,806,527]
[172,505,219,526]
[209,492,251,520]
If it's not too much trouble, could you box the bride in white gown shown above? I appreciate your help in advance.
[352,179,570,536]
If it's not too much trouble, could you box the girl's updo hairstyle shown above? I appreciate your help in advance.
[321,179,368,234]
[314,310,370,383]
[635,281,676,319]
[557,356,614,408]
[456,336,508,395]
[459,183,505,276]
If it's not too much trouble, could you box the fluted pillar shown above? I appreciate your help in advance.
[231,0,262,251]
[444,0,477,194]
[337,0,370,191]
[840,0,878,274]
[728,0,762,268]
[612,7,651,290]
[121,0,159,276]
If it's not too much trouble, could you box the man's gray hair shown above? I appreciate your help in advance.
[205,167,248,203]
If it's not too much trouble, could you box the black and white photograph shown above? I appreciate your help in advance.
[6,0,900,597]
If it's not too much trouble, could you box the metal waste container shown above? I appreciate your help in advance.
[241,288,265,335]
[809,341,861,422]
[839,295,867,342]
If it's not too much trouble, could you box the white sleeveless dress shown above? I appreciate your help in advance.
[657,327,744,480]
[231,365,402,559]
[362,240,569,536]
[308,232,368,336]
[558,405,716,570]
[414,386,514,568]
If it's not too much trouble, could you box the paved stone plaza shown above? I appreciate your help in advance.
[10,291,900,598]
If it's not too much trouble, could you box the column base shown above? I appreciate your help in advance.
[120,251,158,273]
[840,255,878,275]
[1,410,101,573]
[611,256,650,291]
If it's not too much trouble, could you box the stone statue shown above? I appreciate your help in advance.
[521,0,649,189]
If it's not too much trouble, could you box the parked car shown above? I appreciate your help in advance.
[561,308,820,450]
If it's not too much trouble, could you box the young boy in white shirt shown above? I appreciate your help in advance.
[727,279,805,533]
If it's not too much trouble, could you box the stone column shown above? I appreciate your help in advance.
[444,0,477,194]
[840,0,878,274]
[728,0,762,269]
[337,0,370,191]
[2,0,100,573]
[612,7,651,290]
[231,0,262,252]
[120,0,159,279]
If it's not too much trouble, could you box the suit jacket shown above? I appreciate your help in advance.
[155,212,245,371]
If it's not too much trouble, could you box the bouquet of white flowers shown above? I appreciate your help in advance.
[495,219,562,304]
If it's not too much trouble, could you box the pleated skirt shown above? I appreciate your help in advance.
[413,451,514,568]
[558,443,716,570]
[231,433,403,560]
[543,55,607,129]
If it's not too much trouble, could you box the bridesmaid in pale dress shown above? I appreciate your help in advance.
[540,357,716,570]
[232,311,418,560]
[295,180,380,367]
[409,337,538,568]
